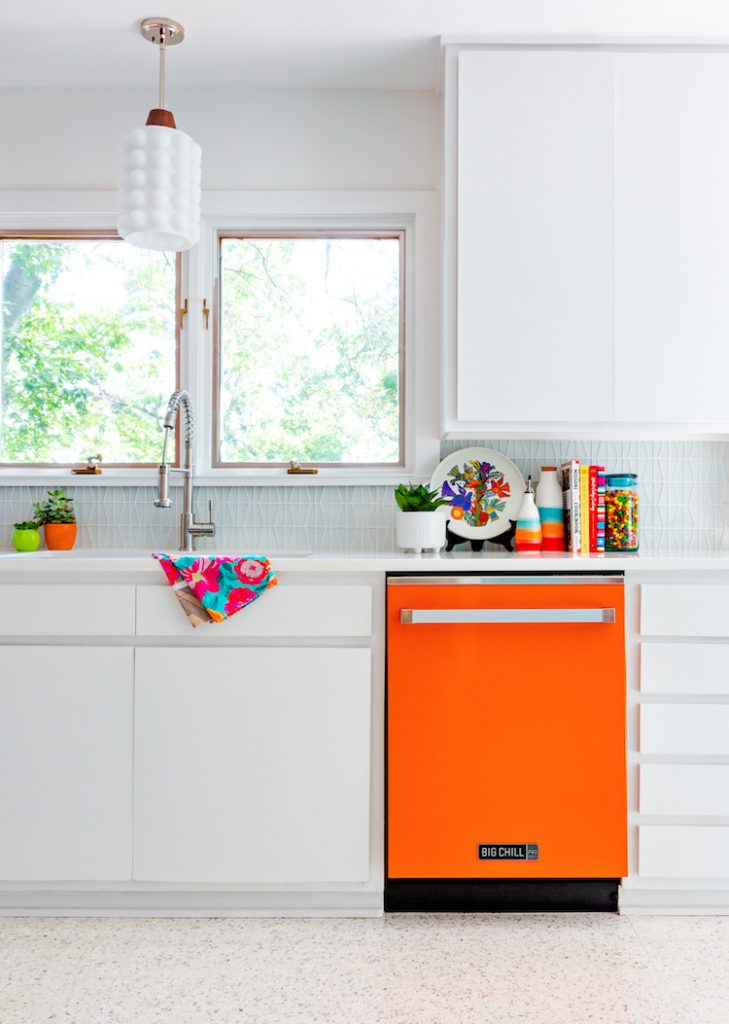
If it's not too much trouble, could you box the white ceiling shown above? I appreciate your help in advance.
[2,0,729,90]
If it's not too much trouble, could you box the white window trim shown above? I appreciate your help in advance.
[0,190,440,486]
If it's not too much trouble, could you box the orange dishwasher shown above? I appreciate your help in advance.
[386,573,627,912]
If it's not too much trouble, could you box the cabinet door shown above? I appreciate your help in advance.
[0,646,133,881]
[615,53,729,423]
[457,50,614,422]
[134,647,371,883]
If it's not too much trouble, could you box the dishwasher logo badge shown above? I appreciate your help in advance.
[478,844,539,861]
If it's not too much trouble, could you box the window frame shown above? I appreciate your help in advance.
[213,228,406,470]
[0,191,439,486]
[0,227,181,469]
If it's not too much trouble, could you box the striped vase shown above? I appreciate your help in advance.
[535,467,566,552]
[515,480,543,552]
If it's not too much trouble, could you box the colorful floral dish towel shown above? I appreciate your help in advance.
[153,554,278,627]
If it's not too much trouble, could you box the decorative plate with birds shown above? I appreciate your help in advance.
[430,447,526,540]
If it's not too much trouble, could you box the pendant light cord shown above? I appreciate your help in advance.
[158,27,166,109]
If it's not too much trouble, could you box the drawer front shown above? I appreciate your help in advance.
[641,642,729,694]
[639,826,729,878]
[641,584,729,637]
[0,585,135,636]
[136,584,373,637]
[640,764,729,816]
[640,704,729,755]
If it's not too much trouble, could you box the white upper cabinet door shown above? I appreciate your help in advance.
[134,647,371,884]
[0,646,133,881]
[615,52,729,424]
[457,50,615,423]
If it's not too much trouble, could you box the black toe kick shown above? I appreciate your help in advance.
[385,878,620,913]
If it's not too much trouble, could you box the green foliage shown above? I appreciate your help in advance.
[33,488,76,525]
[13,521,39,532]
[218,237,401,464]
[394,483,448,513]
[1,239,176,464]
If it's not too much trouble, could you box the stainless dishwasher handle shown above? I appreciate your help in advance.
[400,608,616,625]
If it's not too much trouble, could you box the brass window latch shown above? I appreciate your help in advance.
[202,298,210,329]
[72,453,103,475]
[287,460,318,475]
[179,298,188,329]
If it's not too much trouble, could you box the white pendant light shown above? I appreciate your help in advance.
[117,18,201,252]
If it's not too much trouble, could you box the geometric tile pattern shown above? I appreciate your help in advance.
[1,439,727,553]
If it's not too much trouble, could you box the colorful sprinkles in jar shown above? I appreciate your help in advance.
[605,474,639,552]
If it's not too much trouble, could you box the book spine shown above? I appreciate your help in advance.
[596,466,606,553]
[579,465,590,554]
[589,465,598,553]
[572,461,581,553]
[560,460,582,553]
[560,464,572,552]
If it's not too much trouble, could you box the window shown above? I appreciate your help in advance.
[215,232,403,466]
[0,234,178,465]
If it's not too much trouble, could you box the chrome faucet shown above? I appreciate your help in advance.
[154,388,215,552]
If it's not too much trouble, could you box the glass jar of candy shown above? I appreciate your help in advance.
[605,474,639,552]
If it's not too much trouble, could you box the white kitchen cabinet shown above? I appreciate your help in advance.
[640,765,729,817]
[0,585,135,636]
[640,584,729,637]
[456,50,614,424]
[0,646,133,881]
[615,52,729,424]
[639,826,729,879]
[133,646,371,883]
[641,642,729,694]
[447,44,729,433]
[640,704,729,756]
[137,583,373,637]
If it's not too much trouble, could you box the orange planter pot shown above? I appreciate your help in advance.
[44,523,77,551]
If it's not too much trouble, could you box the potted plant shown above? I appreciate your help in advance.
[12,520,41,552]
[34,488,77,551]
[394,483,449,553]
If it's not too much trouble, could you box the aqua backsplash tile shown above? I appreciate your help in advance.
[1,439,727,552]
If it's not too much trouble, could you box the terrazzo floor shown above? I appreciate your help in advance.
[0,913,727,1023]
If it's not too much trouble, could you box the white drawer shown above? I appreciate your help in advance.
[136,584,373,637]
[639,826,729,878]
[640,764,729,816]
[641,642,729,695]
[640,704,729,755]
[0,585,135,636]
[641,584,729,637]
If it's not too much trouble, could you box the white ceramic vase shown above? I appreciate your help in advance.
[395,509,446,554]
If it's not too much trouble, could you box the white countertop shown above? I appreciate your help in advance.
[1,548,729,574]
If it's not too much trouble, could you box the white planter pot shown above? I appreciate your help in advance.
[395,509,446,554]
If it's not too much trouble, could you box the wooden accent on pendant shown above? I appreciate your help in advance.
[146,108,176,129]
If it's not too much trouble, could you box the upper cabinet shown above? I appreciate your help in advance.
[614,52,729,424]
[456,50,614,425]
[446,44,729,435]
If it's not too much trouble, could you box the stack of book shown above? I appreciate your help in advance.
[559,461,606,554]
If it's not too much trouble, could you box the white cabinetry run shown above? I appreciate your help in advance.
[0,646,133,881]
[133,647,371,884]
[446,43,729,434]
[0,576,381,916]
[622,576,729,912]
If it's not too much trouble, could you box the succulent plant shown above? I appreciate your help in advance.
[394,483,449,513]
[13,521,39,532]
[33,488,76,525]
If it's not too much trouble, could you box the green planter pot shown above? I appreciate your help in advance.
[12,528,41,552]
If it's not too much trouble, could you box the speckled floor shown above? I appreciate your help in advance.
[0,913,727,1024]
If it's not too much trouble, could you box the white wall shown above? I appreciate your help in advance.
[0,89,437,191]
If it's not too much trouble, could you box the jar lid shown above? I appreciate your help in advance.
[605,473,638,487]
